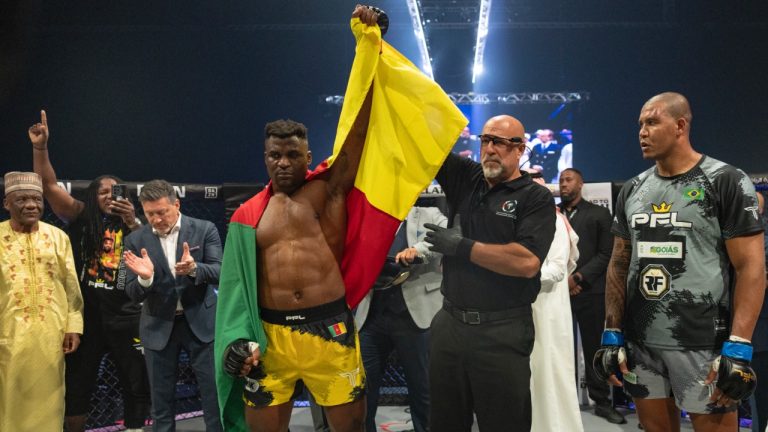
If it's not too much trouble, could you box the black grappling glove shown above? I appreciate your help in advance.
[223,339,258,377]
[366,6,389,36]
[593,330,626,383]
[714,339,757,401]
[423,223,475,260]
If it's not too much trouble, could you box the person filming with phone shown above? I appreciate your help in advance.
[29,110,150,432]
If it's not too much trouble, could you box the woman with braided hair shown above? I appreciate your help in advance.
[29,110,150,432]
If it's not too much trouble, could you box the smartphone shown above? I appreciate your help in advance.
[111,184,127,201]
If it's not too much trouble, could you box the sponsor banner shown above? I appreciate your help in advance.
[582,182,614,214]
[637,241,684,259]
[422,181,444,197]
[0,178,225,201]
[11,179,225,201]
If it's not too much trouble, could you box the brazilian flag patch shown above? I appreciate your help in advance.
[683,187,704,200]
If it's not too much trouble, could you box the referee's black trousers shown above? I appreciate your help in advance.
[429,307,535,432]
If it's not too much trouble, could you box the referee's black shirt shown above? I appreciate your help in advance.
[435,153,556,311]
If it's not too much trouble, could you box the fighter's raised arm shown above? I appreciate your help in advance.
[323,5,383,197]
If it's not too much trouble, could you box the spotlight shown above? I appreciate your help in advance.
[472,0,492,84]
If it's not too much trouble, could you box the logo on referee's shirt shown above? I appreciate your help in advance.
[496,200,518,219]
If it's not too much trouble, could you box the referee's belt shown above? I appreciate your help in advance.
[442,299,531,325]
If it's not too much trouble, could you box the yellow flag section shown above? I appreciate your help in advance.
[335,18,467,308]
[333,17,468,221]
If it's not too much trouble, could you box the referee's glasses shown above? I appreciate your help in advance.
[478,134,525,152]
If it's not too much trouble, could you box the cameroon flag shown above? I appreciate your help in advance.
[214,17,467,430]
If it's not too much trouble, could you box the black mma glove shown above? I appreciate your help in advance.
[223,339,258,377]
[423,223,475,259]
[366,6,389,36]
[593,329,627,383]
[713,339,757,401]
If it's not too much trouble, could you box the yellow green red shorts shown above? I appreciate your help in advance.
[243,297,366,408]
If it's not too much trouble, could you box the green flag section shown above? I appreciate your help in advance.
[214,222,266,431]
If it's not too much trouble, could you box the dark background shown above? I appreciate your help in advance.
[1,0,767,185]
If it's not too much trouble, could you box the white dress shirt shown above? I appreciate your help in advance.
[138,214,184,312]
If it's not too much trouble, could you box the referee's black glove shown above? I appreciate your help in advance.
[424,223,475,260]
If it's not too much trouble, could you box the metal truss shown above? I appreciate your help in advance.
[450,91,590,104]
[321,91,589,106]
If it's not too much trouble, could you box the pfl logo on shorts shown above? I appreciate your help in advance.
[639,264,671,300]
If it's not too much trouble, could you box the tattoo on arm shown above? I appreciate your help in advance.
[605,237,632,329]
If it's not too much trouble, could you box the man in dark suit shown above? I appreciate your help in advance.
[123,179,223,432]
[558,168,626,424]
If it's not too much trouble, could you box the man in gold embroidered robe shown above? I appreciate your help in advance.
[0,171,84,431]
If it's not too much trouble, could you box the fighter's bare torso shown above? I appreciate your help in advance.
[256,175,348,310]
